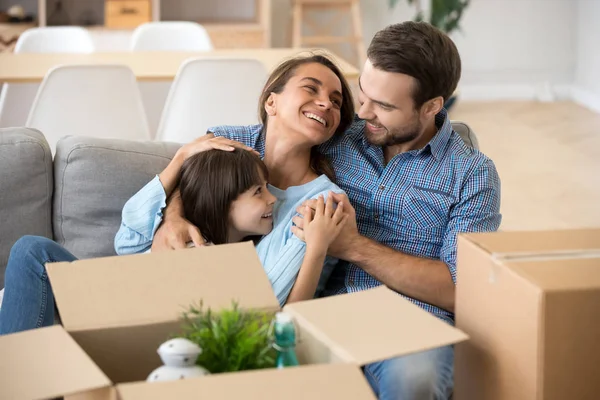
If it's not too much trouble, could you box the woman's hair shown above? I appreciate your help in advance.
[258,53,355,182]
[179,149,269,245]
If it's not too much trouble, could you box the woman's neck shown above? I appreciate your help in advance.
[263,123,318,189]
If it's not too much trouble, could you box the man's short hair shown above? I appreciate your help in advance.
[367,21,461,108]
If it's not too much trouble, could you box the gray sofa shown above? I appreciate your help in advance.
[0,127,181,288]
[0,123,478,290]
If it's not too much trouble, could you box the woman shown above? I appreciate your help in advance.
[115,53,354,305]
[0,53,355,334]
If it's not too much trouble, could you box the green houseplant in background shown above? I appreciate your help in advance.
[388,0,470,110]
[388,0,470,35]
[177,301,277,373]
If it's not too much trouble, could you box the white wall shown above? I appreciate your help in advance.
[573,0,600,113]
[273,0,578,102]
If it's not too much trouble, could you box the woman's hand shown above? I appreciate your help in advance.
[151,215,205,251]
[151,191,205,251]
[293,193,348,255]
[177,133,259,161]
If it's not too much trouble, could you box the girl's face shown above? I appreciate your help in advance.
[228,171,277,242]
[265,62,343,147]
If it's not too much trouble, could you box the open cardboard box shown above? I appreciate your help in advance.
[454,229,600,400]
[0,241,467,400]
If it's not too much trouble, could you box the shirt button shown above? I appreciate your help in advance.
[374,213,380,220]
[348,279,354,286]
[379,184,385,190]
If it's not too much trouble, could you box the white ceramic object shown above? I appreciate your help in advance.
[147,338,210,382]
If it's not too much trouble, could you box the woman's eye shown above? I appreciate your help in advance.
[332,99,342,107]
[305,85,317,93]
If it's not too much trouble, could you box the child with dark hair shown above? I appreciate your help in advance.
[175,149,346,306]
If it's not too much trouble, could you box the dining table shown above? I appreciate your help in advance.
[0,48,360,84]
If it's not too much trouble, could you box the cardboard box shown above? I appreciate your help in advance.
[0,241,467,399]
[454,229,600,400]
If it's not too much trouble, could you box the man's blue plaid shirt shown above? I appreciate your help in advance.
[209,108,501,324]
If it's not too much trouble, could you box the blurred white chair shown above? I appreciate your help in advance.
[26,65,150,153]
[130,21,213,52]
[156,58,267,143]
[130,22,214,139]
[0,27,95,128]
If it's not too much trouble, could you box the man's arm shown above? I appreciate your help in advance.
[295,159,501,312]
[342,235,456,311]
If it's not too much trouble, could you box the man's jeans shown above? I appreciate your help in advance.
[363,343,454,400]
[0,236,77,335]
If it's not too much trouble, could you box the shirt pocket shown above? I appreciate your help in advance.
[401,185,455,230]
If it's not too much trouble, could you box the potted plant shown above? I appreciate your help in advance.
[176,301,277,373]
[388,0,470,110]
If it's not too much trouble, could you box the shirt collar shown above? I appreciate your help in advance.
[418,108,453,161]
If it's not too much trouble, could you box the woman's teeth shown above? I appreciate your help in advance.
[304,112,326,127]
[262,213,272,218]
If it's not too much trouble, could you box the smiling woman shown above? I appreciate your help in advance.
[0,53,355,337]
[116,54,355,307]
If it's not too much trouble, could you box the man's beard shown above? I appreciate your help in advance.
[364,117,423,147]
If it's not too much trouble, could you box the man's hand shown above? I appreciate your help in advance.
[178,133,259,161]
[151,215,205,251]
[292,192,360,260]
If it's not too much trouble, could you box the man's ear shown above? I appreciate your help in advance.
[422,96,444,118]
[264,92,277,116]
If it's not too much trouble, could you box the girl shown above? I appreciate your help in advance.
[180,149,347,305]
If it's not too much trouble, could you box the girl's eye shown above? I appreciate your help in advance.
[255,187,262,195]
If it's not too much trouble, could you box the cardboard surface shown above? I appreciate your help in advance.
[47,241,279,331]
[284,286,468,365]
[0,326,110,400]
[463,229,600,255]
[1,239,470,400]
[70,321,180,384]
[508,258,600,291]
[116,364,377,400]
[455,229,600,400]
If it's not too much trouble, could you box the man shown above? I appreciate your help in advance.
[153,22,501,399]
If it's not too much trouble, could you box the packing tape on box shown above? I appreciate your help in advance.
[488,249,600,283]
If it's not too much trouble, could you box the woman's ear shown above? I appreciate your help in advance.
[264,92,277,116]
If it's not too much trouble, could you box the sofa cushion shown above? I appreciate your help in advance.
[0,128,53,288]
[53,136,181,260]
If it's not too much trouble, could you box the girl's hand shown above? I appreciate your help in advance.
[176,133,259,161]
[296,193,348,254]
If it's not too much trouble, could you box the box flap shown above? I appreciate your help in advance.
[462,229,600,256]
[116,364,376,399]
[508,257,600,291]
[283,286,468,365]
[0,325,111,399]
[47,242,279,331]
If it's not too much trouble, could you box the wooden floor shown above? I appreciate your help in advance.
[449,101,600,231]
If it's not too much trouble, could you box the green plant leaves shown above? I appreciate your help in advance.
[387,0,470,35]
[177,301,277,373]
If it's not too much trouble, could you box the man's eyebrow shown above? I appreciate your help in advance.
[301,77,343,99]
[358,74,397,109]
